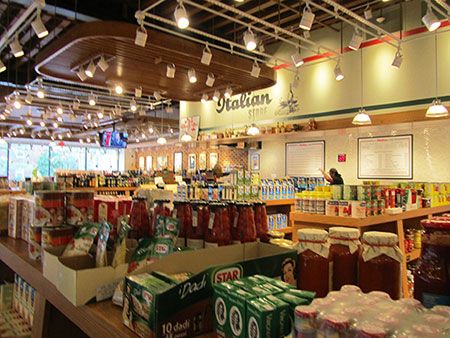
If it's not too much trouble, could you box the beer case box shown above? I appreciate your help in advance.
[247,298,277,338]
[267,215,274,231]
[281,185,288,199]
[244,171,251,185]
[124,242,297,338]
[42,239,137,306]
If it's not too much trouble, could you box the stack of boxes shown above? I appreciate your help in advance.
[260,178,295,201]
[213,275,315,338]
[267,214,288,231]
[12,274,36,327]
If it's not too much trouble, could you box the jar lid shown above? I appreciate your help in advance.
[154,199,170,203]
[324,314,349,329]
[362,231,398,245]
[295,305,318,319]
[267,231,284,239]
[297,228,328,242]
[397,298,422,308]
[412,324,440,336]
[132,196,146,201]
[329,227,360,239]
[368,291,391,300]
[421,217,450,229]
[340,285,361,293]
[359,324,387,338]
[423,314,449,325]
[431,305,450,317]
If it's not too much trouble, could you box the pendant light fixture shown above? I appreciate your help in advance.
[422,6,441,32]
[243,28,257,51]
[426,32,448,118]
[181,133,192,142]
[353,49,372,125]
[174,2,189,29]
[201,93,208,103]
[391,47,403,69]
[299,4,315,31]
[247,124,260,136]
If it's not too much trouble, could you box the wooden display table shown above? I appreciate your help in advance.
[290,205,450,298]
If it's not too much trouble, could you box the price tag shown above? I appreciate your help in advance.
[233,212,239,228]
[173,208,178,218]
[208,212,215,229]
[192,211,198,228]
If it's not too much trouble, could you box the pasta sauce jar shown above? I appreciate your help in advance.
[204,202,231,248]
[129,197,150,239]
[173,200,191,248]
[413,217,450,308]
[296,228,331,298]
[359,231,403,300]
[232,202,257,244]
[186,200,207,249]
[329,227,361,290]
[253,202,269,242]
[151,199,171,237]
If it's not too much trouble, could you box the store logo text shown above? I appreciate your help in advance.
[216,93,272,114]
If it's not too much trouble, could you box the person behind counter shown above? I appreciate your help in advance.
[319,168,344,185]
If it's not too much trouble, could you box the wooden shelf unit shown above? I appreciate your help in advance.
[290,205,450,298]
[263,199,295,238]
[65,187,138,196]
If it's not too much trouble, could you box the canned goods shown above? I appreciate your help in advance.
[42,226,74,249]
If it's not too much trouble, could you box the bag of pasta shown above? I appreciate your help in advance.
[63,222,102,257]
[112,220,131,268]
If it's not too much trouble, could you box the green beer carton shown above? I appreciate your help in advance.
[227,289,256,338]
[246,298,276,338]
[214,282,239,337]
[263,295,290,337]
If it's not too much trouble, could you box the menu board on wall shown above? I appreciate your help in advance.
[358,135,413,179]
[286,141,325,177]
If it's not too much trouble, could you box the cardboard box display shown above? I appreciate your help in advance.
[42,239,137,306]
[213,283,238,337]
[123,242,297,338]
[263,295,290,337]
[246,298,276,338]
[227,289,256,338]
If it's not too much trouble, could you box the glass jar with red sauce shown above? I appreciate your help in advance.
[172,200,191,248]
[359,231,403,300]
[356,324,387,338]
[297,228,331,298]
[204,202,231,248]
[231,202,257,244]
[186,200,207,249]
[151,199,171,237]
[253,201,269,242]
[318,314,349,338]
[413,217,450,308]
[129,197,150,239]
[329,227,361,290]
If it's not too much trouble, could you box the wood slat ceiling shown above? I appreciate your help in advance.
[34,21,276,102]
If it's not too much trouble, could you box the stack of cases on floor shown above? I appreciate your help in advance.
[0,274,35,337]
[213,275,315,338]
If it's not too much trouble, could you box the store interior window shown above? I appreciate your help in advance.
[8,143,50,180]
[86,148,119,171]
[50,146,87,176]
[0,143,8,177]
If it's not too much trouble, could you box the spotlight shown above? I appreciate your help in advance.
[135,24,147,47]
[135,87,142,98]
[166,64,176,78]
[243,28,257,51]
[130,99,137,112]
[251,61,261,78]
[37,86,45,99]
[426,99,449,118]
[181,133,192,142]
[0,60,6,73]
[352,108,372,125]
[13,97,22,109]
[9,35,24,58]
[334,63,344,81]
[364,6,373,20]
[299,5,315,31]
[79,138,84,144]
[166,105,173,113]
[25,92,32,104]
[97,55,109,72]
[73,98,80,110]
[136,138,140,143]
[53,122,59,128]
[349,29,363,51]
[201,93,208,103]
[206,73,215,87]
[31,10,48,38]
[157,136,167,145]
[174,2,189,29]
[19,128,25,135]
[57,116,63,122]
[12,131,17,137]
[115,84,123,94]
[93,121,98,127]
[154,91,162,101]
[422,7,441,32]
[57,104,63,114]
[201,45,212,65]
[391,48,403,69]
[188,68,197,83]
[58,134,63,140]
[292,74,300,88]
[0,114,5,120]
[213,90,220,102]
[97,111,104,119]
[149,126,154,134]
[40,120,46,127]
[86,137,91,143]
[224,87,233,99]
[84,61,96,78]
[6,133,11,138]
[77,67,87,81]
[66,131,71,138]
[88,93,96,106]
[87,113,92,121]
[291,52,304,67]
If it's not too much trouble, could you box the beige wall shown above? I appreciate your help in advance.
[250,119,450,184]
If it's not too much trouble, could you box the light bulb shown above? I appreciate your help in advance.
[84,61,96,78]
[130,99,137,112]
[26,118,33,126]
[13,98,22,109]
[19,128,25,135]
[115,84,123,94]
[157,136,167,145]
[201,93,208,103]
[36,87,45,99]
[174,3,189,29]
[40,121,46,127]
[224,87,233,99]
[57,105,63,114]
[188,68,197,83]
[213,90,220,102]
[243,28,257,51]
[88,93,96,106]
[57,116,63,122]
[53,122,59,128]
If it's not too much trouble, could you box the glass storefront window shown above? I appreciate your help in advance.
[86,148,119,171]
[0,143,8,177]
[50,146,86,176]
[8,143,50,180]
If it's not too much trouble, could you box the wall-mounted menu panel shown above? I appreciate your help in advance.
[358,135,413,179]
[286,141,325,177]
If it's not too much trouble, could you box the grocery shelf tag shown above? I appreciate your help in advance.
[173,208,178,218]
[233,212,239,228]
[192,211,198,228]
[209,212,215,229]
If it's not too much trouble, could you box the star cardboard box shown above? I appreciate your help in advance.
[122,242,297,338]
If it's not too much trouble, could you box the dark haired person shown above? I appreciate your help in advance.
[319,168,344,185]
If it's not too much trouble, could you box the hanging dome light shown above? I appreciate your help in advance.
[426,99,449,118]
[247,123,260,136]
[181,133,192,142]
[352,108,372,125]
[157,136,167,145]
